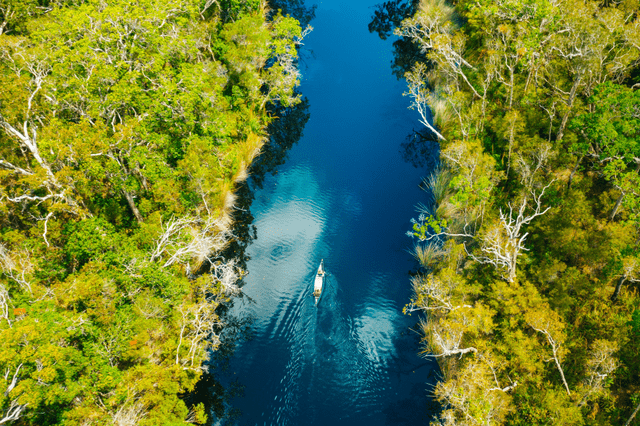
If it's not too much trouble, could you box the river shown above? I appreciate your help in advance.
[209,1,438,424]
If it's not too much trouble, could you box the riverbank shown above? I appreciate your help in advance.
[0,2,305,424]
[205,1,439,424]
[397,0,640,423]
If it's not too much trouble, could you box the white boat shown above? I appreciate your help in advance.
[313,259,325,306]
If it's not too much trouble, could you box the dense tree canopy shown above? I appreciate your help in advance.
[0,0,306,424]
[397,0,640,423]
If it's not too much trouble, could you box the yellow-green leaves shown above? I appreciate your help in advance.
[0,0,305,424]
[401,0,640,422]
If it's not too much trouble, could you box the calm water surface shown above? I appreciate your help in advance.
[215,1,438,424]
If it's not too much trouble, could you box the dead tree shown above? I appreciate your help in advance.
[1,364,27,424]
[611,257,640,302]
[470,182,553,283]
[526,309,571,396]
[577,340,618,407]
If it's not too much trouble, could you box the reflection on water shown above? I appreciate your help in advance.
[368,0,426,80]
[269,0,317,28]
[188,94,312,422]
[198,0,441,424]
[223,163,432,426]
[216,157,436,425]
[400,129,440,171]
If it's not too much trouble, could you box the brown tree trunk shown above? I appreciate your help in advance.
[506,116,516,177]
[567,155,582,190]
[556,74,582,142]
[123,189,144,223]
[608,193,625,223]
[608,163,640,222]
[625,400,640,426]
[509,67,515,111]
[611,276,626,302]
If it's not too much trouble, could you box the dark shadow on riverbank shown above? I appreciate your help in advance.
[185,91,311,423]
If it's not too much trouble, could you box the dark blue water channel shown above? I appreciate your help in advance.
[213,1,439,424]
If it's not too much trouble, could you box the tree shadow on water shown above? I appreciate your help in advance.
[250,96,311,190]
[369,1,440,173]
[383,378,441,426]
[368,0,430,80]
[186,313,256,423]
[210,94,312,277]
[187,92,311,424]
[268,0,316,28]
[400,128,440,171]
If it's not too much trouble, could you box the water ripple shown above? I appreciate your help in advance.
[214,2,441,419]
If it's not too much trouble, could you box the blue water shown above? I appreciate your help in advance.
[215,1,438,424]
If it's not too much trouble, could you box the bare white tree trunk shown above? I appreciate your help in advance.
[526,315,571,396]
[0,399,27,425]
[0,244,33,294]
[0,285,11,328]
[577,340,618,407]
[123,189,144,224]
[405,65,446,141]
[149,215,232,272]
[470,182,553,282]
[0,364,27,424]
[626,400,640,426]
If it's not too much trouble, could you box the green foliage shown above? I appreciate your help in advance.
[0,0,305,424]
[630,310,640,338]
[411,214,448,239]
[399,0,640,423]
[570,82,640,219]
[64,218,117,268]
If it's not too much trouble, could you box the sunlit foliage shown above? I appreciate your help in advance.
[0,0,306,424]
[398,0,640,423]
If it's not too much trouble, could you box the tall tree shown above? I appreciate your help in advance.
[0,0,307,424]
[399,0,640,423]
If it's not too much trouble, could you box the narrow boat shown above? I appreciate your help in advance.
[313,259,325,306]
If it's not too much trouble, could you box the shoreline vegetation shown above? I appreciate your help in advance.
[394,0,640,423]
[0,0,308,424]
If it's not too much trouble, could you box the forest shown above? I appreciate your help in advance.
[0,0,306,424]
[386,0,640,423]
[2,0,640,423]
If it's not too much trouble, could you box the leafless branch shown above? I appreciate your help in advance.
[526,313,571,396]
[0,159,32,176]
[470,182,553,282]
[0,364,27,424]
